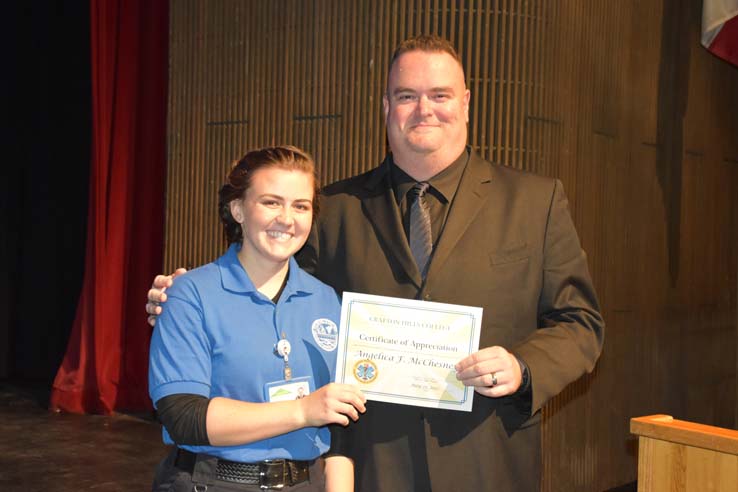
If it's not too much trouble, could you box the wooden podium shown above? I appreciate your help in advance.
[630,415,738,491]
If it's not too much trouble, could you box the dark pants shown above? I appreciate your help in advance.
[152,449,326,492]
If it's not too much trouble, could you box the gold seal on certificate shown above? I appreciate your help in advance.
[336,292,483,412]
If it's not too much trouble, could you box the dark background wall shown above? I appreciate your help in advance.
[1,3,90,385]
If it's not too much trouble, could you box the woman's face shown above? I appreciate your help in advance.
[230,167,314,269]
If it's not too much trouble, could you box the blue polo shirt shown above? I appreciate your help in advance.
[148,244,341,462]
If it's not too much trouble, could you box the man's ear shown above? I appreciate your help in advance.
[463,89,471,123]
[383,93,390,122]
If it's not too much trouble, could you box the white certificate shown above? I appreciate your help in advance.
[336,292,482,412]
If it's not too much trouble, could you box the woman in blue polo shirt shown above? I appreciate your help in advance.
[149,146,365,491]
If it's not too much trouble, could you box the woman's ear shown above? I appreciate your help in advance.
[229,200,244,224]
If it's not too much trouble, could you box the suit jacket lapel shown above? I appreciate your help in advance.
[361,157,424,288]
[427,152,494,279]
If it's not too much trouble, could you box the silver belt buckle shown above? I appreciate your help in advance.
[259,459,287,490]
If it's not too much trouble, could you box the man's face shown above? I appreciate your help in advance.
[383,50,470,161]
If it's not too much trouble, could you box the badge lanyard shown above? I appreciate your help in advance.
[276,331,292,381]
[265,330,312,403]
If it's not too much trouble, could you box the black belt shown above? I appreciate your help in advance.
[174,449,310,488]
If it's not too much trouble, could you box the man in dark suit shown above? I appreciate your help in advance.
[148,35,604,491]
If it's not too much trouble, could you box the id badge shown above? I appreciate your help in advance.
[264,376,313,402]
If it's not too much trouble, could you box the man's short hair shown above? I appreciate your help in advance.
[387,34,464,80]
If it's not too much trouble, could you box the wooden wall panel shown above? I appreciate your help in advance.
[165,0,547,270]
[166,1,738,490]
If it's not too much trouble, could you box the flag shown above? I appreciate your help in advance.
[701,0,738,66]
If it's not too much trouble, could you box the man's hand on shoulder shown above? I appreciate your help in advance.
[146,268,188,327]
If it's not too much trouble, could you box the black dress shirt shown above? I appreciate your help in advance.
[390,150,470,248]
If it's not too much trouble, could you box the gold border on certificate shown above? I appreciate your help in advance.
[336,292,482,412]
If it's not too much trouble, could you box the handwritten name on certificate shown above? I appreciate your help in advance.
[336,292,482,412]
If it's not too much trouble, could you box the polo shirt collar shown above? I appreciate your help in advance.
[218,243,313,298]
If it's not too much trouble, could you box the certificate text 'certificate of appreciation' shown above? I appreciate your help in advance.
[336,292,482,412]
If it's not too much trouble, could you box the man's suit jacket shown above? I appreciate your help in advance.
[298,150,604,491]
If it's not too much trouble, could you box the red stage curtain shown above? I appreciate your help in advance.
[50,0,169,414]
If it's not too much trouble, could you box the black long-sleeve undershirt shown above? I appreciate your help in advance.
[155,394,211,445]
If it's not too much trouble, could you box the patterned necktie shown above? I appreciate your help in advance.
[409,182,432,277]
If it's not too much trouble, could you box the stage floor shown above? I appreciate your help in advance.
[0,382,638,492]
[0,383,169,491]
